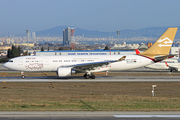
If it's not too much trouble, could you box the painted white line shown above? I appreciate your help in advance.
[114,115,180,118]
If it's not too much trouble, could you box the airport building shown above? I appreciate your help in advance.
[171,47,180,58]
[36,50,136,56]
[36,46,180,57]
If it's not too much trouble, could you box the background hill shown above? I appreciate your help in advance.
[36,26,180,39]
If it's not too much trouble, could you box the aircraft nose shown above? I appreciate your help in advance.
[3,62,8,69]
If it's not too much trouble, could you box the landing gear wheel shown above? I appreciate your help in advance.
[21,75,25,79]
[90,75,95,79]
[21,72,25,79]
[84,74,90,79]
[84,73,95,79]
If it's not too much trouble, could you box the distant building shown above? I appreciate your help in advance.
[111,42,139,50]
[0,46,11,50]
[138,43,148,50]
[63,27,71,46]
[6,38,11,45]
[32,32,36,43]
[14,43,35,47]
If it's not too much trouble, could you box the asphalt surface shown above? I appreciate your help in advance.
[0,111,180,120]
[0,75,180,82]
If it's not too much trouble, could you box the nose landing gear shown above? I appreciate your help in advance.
[21,71,25,79]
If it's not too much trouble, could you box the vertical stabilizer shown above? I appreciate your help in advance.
[135,49,140,54]
[139,27,178,58]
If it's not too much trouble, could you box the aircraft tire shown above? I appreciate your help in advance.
[21,75,25,79]
[90,75,95,79]
[84,74,90,79]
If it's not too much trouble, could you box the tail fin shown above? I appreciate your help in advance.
[135,49,140,54]
[165,61,169,67]
[139,27,178,58]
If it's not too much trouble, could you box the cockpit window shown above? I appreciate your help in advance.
[9,60,13,62]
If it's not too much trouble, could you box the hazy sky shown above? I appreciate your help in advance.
[0,0,180,35]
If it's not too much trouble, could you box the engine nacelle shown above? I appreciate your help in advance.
[57,67,76,77]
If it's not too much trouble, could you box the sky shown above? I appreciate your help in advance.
[0,0,180,35]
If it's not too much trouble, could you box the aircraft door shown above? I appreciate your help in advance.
[44,58,49,65]
[18,58,23,65]
[137,58,142,63]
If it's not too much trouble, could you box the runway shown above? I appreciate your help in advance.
[0,75,180,82]
[0,69,180,120]
[0,111,180,120]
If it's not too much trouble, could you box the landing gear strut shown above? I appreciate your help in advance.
[168,69,173,75]
[21,71,25,79]
[84,73,95,79]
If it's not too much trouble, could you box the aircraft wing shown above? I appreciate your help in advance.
[154,54,177,62]
[70,56,126,71]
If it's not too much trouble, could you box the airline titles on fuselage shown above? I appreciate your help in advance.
[25,63,43,70]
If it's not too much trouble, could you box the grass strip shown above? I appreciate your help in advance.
[0,82,180,111]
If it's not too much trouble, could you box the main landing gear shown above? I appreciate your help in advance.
[84,73,95,79]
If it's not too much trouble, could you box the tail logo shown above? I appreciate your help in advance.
[157,37,173,47]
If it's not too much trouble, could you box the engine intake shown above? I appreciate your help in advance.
[57,67,76,77]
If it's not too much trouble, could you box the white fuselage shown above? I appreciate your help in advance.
[4,55,153,72]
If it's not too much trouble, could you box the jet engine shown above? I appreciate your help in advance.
[57,67,76,77]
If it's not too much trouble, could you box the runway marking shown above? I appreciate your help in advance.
[114,115,180,118]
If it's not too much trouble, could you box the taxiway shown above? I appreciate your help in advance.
[0,111,180,120]
[0,75,180,82]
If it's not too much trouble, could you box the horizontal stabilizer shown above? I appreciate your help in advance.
[154,54,177,62]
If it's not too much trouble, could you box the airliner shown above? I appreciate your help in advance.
[145,59,180,72]
[3,27,178,79]
[165,61,180,72]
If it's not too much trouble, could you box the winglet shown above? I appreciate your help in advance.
[117,56,126,61]
[139,27,178,58]
[135,49,140,54]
